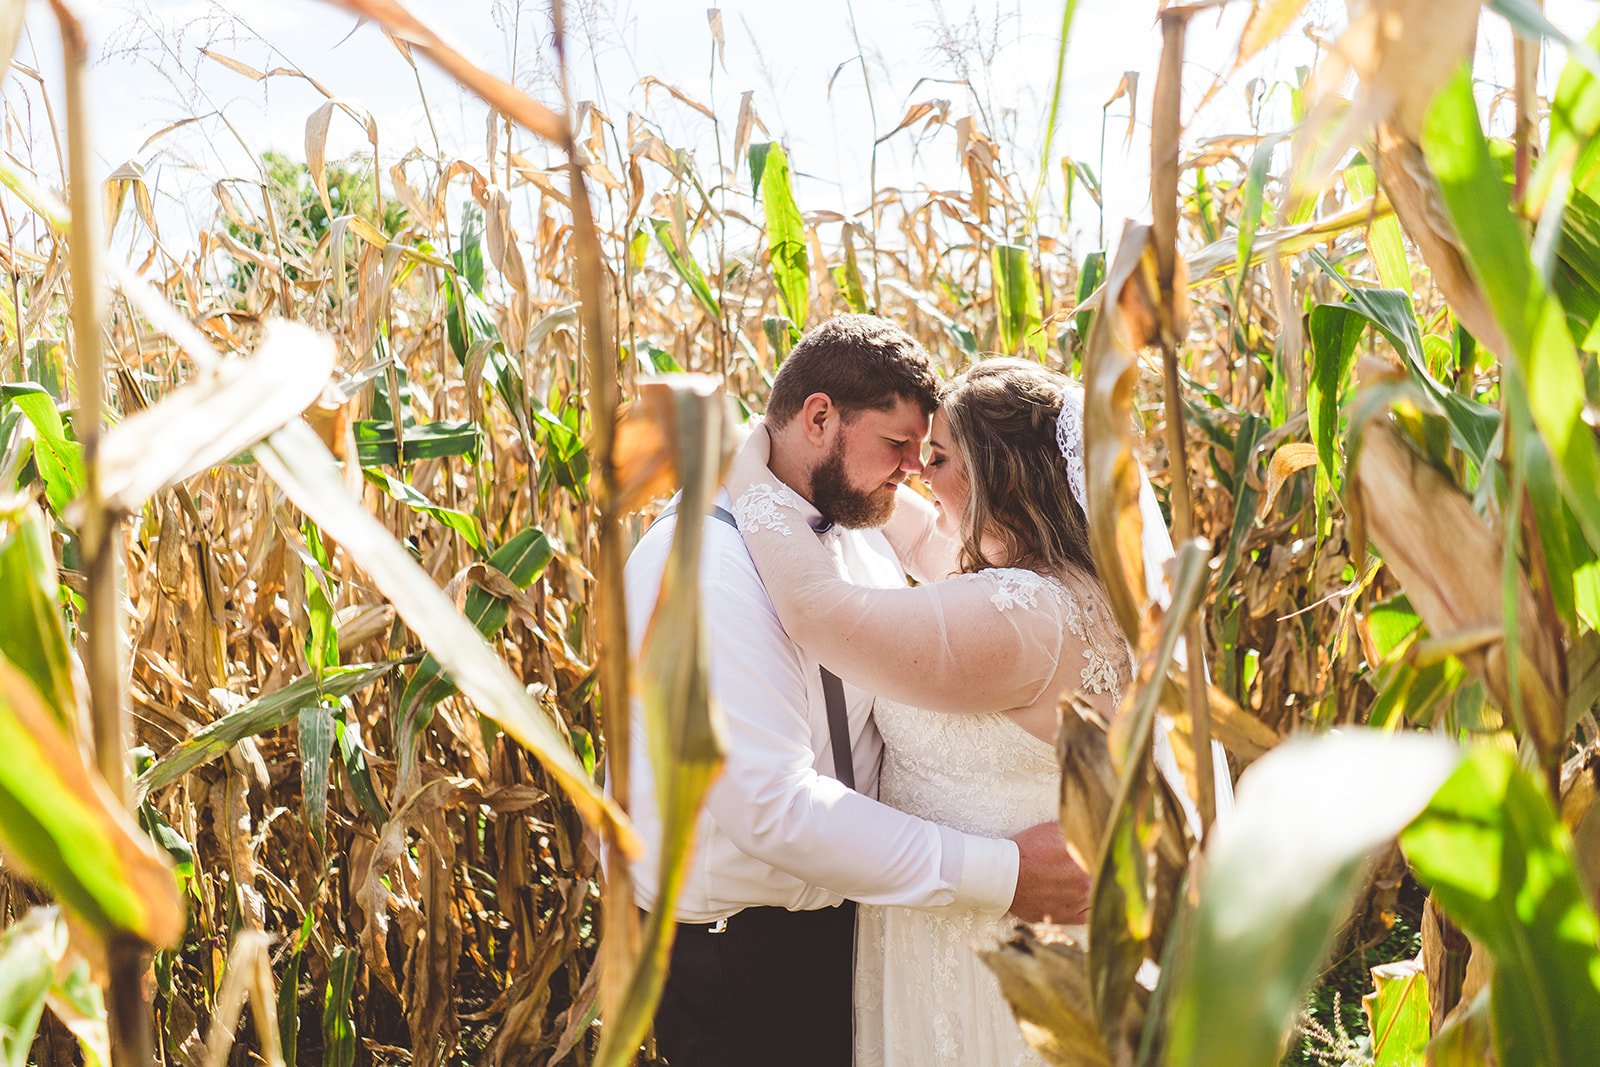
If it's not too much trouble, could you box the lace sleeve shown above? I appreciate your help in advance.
[882,484,961,583]
[726,430,1069,714]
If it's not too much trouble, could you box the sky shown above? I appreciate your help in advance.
[6,0,1597,256]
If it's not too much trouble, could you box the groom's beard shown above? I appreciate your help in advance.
[810,440,898,529]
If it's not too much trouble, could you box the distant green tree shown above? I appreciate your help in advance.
[224,150,407,288]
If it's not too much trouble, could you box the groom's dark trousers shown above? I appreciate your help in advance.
[650,900,856,1066]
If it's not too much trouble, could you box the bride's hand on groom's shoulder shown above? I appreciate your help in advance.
[1008,821,1091,924]
[729,418,773,486]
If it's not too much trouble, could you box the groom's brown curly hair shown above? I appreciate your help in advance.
[765,315,940,426]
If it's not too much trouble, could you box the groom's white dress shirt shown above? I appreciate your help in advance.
[621,488,1021,923]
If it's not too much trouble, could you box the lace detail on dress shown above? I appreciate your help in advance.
[730,482,805,536]
[986,568,1064,612]
[1057,581,1132,701]
[856,698,1057,1067]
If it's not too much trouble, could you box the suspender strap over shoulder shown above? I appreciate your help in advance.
[650,497,858,792]
[817,667,856,790]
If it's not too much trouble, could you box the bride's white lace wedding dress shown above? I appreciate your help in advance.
[855,569,1129,1067]
[727,432,1135,1067]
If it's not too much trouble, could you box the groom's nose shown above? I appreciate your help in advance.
[898,445,924,476]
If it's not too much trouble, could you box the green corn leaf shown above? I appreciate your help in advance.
[993,243,1045,358]
[1343,158,1412,298]
[300,520,340,844]
[751,143,810,328]
[1365,594,1422,664]
[354,419,480,468]
[1214,412,1267,592]
[1363,960,1429,1067]
[1401,747,1600,1067]
[298,701,335,847]
[0,907,59,1067]
[453,200,486,295]
[279,898,317,1063]
[1311,258,1501,467]
[1307,303,1364,532]
[1234,133,1284,288]
[136,664,394,797]
[1073,250,1106,359]
[1556,186,1600,347]
[0,504,76,731]
[530,402,590,497]
[0,384,83,514]
[322,944,358,1067]
[303,521,338,675]
[364,469,486,554]
[336,717,386,826]
[397,527,554,781]
[836,226,869,314]
[648,216,721,321]
[1422,65,1600,554]
[1534,17,1600,205]
[763,315,795,364]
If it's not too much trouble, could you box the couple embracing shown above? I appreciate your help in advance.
[623,315,1163,1066]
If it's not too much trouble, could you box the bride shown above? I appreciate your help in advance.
[728,357,1141,1066]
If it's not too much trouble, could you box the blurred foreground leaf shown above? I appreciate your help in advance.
[1402,747,1600,1066]
[95,320,336,515]
[0,654,182,948]
[593,376,733,1067]
[1164,732,1460,1067]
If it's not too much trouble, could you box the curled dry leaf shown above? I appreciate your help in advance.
[1352,419,1566,772]
[979,924,1113,1067]
[1261,442,1319,516]
[1082,221,1159,644]
[1058,694,1118,873]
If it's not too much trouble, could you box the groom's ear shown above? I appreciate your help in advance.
[798,392,836,449]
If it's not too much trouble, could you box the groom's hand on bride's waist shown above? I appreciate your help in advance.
[1007,822,1091,924]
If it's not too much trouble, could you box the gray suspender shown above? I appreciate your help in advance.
[816,667,856,789]
[651,500,857,790]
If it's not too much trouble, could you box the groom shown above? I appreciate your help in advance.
[622,315,1089,1066]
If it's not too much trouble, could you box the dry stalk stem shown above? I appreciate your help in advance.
[48,0,153,1060]
[549,0,642,1029]
[1153,6,1215,835]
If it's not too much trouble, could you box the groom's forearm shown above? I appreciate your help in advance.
[709,766,1019,913]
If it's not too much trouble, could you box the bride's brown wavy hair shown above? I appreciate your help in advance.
[940,358,1098,579]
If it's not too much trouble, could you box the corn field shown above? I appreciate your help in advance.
[1,0,1599,1063]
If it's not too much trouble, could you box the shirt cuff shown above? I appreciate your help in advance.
[939,826,1020,916]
